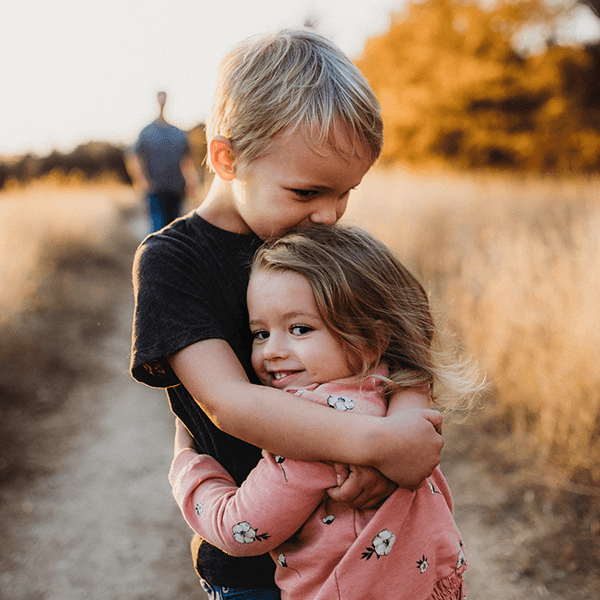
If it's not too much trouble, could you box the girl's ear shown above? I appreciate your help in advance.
[360,320,390,368]
[373,320,391,355]
[210,136,236,181]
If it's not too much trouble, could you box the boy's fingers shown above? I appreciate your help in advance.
[331,462,350,487]
[327,465,397,508]
[327,470,361,504]
[426,410,443,435]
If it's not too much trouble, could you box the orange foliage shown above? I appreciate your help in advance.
[357,0,600,172]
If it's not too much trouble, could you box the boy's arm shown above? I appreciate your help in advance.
[327,385,438,505]
[169,420,335,556]
[168,339,443,487]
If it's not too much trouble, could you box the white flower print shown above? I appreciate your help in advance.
[417,555,429,573]
[194,502,204,516]
[233,521,255,544]
[327,395,355,411]
[275,455,288,481]
[457,541,467,568]
[428,481,443,496]
[373,529,396,556]
[322,514,335,525]
[361,529,396,560]
[278,553,301,576]
[232,521,270,544]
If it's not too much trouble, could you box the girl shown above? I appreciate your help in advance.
[170,224,484,600]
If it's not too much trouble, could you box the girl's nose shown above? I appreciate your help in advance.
[262,333,290,360]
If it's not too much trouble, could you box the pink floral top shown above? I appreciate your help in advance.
[169,373,467,600]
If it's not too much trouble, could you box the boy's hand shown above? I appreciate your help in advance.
[174,418,196,455]
[376,409,444,489]
[327,463,397,509]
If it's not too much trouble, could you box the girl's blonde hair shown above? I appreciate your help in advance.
[207,29,383,171]
[252,224,486,417]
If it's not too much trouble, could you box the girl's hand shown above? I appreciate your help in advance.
[174,418,196,455]
[327,463,397,509]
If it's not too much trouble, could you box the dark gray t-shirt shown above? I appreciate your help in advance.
[134,121,189,195]
[131,212,277,589]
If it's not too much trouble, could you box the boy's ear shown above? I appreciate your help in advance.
[210,136,236,181]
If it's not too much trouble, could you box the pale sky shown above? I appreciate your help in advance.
[1,0,405,157]
[3,0,599,157]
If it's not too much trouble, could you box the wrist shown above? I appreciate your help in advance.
[355,415,387,470]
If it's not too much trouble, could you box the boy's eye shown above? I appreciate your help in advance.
[290,325,312,336]
[252,330,269,341]
[290,189,317,200]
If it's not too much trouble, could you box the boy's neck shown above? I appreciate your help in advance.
[196,177,251,235]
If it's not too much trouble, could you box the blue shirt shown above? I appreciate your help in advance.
[134,121,190,195]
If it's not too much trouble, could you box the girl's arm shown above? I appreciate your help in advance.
[387,385,434,414]
[168,339,443,487]
[170,420,336,557]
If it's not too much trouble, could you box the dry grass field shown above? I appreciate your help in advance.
[346,166,600,487]
[1,170,599,598]
[345,167,600,596]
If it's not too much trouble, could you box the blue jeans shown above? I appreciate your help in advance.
[147,192,183,233]
[200,580,281,600]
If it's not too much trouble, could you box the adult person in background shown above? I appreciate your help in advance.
[126,91,200,233]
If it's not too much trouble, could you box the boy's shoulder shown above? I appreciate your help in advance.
[143,211,259,248]
[135,212,261,275]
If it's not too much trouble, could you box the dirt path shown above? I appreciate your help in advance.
[2,309,203,599]
[0,193,579,599]
[0,201,205,600]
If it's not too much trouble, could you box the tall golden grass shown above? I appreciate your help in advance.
[0,180,137,325]
[345,167,600,485]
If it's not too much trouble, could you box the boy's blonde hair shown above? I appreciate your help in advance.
[207,29,383,171]
[252,224,486,417]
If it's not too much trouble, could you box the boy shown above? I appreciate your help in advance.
[131,29,443,599]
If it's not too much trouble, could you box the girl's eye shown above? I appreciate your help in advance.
[290,325,312,336]
[252,330,269,341]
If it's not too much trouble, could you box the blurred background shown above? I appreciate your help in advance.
[1,1,600,599]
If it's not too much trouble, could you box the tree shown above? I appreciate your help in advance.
[357,0,600,171]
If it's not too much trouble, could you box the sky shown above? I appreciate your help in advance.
[1,0,406,157]
[3,0,599,158]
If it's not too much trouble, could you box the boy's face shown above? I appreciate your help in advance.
[248,268,357,389]
[231,122,374,240]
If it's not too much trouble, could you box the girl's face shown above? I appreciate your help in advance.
[247,269,358,389]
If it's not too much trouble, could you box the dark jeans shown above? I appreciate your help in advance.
[147,192,183,232]
[200,580,281,600]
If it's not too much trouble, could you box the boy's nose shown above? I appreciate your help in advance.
[310,198,347,225]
